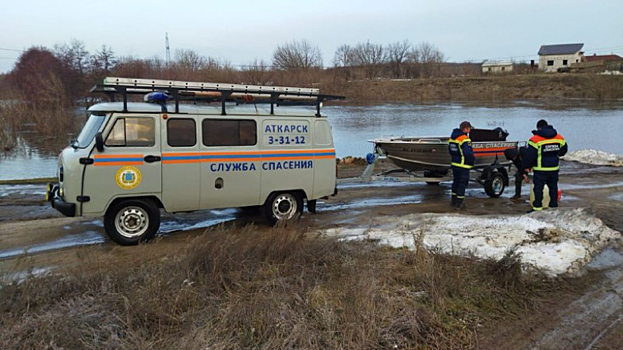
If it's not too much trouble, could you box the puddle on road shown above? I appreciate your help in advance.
[322,193,424,211]
[609,192,623,202]
[0,184,47,197]
[0,209,240,260]
[587,247,623,270]
[159,209,238,234]
[559,181,623,191]
[338,181,427,190]
[0,231,105,259]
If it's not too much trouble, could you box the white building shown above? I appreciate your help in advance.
[481,60,513,74]
[538,43,584,72]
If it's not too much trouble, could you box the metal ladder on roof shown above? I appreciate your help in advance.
[91,77,344,116]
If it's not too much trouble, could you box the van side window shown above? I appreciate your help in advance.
[315,120,333,145]
[167,119,196,147]
[202,119,257,146]
[105,117,155,147]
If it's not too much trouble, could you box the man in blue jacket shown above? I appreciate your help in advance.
[449,121,475,209]
[523,119,568,212]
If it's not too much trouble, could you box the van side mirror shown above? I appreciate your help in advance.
[95,132,104,152]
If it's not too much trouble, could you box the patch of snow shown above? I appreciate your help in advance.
[320,208,621,277]
[562,149,623,167]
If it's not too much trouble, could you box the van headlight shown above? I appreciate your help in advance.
[59,186,64,198]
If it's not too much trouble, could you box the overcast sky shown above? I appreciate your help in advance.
[1,0,621,73]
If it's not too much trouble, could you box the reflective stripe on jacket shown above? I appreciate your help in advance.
[526,133,567,171]
[449,131,474,169]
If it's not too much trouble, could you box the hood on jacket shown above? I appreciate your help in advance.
[451,128,468,139]
[532,125,557,139]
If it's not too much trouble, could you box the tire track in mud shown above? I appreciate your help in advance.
[528,249,623,350]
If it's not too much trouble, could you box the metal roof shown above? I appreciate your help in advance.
[538,43,584,56]
[482,60,513,67]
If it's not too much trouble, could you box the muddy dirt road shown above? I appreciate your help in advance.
[1,161,622,349]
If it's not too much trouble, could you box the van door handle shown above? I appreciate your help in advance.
[144,155,161,163]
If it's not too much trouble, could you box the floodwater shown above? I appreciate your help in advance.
[1,101,622,180]
[326,101,623,157]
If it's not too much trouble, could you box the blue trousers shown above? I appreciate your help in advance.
[452,167,470,199]
[533,171,559,210]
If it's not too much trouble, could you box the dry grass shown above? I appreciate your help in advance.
[334,74,623,103]
[0,224,563,350]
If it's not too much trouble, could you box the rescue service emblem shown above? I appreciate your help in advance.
[115,166,142,190]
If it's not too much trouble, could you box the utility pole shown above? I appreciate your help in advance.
[165,32,171,65]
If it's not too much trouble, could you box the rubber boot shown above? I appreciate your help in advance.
[451,195,457,207]
[455,198,466,210]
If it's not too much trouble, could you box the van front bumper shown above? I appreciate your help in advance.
[47,183,76,217]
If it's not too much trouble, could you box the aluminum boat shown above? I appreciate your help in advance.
[371,128,519,173]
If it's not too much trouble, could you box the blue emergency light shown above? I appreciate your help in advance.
[144,91,170,104]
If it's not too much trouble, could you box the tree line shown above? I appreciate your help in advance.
[2,38,456,106]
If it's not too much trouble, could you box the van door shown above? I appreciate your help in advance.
[199,117,261,209]
[160,116,201,212]
[312,119,337,198]
[81,114,161,215]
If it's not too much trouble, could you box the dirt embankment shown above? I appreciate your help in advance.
[326,74,623,103]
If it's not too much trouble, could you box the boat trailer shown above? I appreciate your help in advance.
[338,154,511,198]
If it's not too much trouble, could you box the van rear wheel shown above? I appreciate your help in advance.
[104,199,160,245]
[264,192,303,225]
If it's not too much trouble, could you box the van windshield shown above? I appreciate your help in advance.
[73,113,106,148]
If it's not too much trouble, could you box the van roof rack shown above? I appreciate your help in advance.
[90,77,345,117]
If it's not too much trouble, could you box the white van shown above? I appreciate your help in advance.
[47,77,343,245]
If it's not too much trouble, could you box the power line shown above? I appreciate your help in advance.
[0,47,23,53]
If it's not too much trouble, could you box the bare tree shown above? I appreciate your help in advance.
[240,59,272,85]
[90,45,116,73]
[351,41,385,79]
[54,39,90,75]
[332,44,354,67]
[386,40,411,78]
[175,49,206,73]
[272,40,323,70]
[409,42,445,78]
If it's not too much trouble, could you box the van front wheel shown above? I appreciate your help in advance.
[264,192,303,225]
[104,199,160,245]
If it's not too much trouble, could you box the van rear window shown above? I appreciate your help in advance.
[167,119,196,147]
[202,119,256,146]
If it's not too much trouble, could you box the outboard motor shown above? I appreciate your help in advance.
[493,127,509,141]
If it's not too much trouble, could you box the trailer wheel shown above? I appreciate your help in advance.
[104,199,160,245]
[484,173,506,198]
[263,192,303,225]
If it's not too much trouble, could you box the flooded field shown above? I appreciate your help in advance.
[327,101,623,157]
[1,101,623,180]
